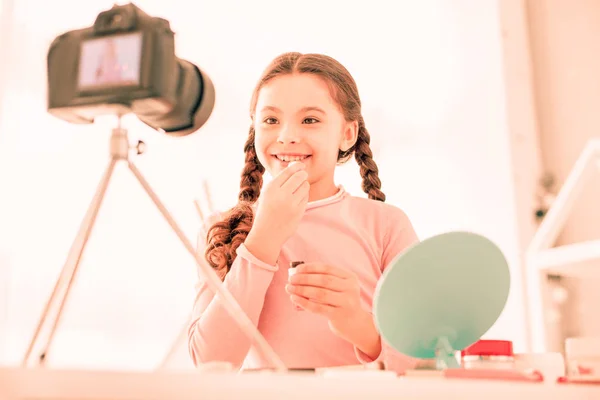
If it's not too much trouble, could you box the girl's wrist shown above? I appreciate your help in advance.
[245,229,283,266]
[339,309,382,360]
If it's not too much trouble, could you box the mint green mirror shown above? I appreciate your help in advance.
[373,231,510,368]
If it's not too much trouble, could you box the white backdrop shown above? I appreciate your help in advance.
[0,0,526,370]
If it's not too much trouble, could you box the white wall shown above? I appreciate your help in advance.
[0,0,15,365]
[0,252,9,362]
[496,0,546,353]
[0,0,527,370]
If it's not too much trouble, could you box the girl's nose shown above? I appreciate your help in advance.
[277,126,300,144]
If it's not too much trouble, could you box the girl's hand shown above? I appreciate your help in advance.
[285,262,381,358]
[245,161,309,264]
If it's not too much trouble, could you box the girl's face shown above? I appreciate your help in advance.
[253,73,357,198]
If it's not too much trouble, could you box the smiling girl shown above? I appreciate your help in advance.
[188,52,419,373]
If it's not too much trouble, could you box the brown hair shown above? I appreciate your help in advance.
[204,52,385,279]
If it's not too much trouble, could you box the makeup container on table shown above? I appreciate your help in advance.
[447,339,544,383]
[461,340,515,370]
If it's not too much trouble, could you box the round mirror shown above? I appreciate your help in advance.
[373,231,510,359]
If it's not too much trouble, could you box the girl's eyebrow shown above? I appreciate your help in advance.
[260,105,327,115]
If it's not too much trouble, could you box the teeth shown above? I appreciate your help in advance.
[276,155,308,162]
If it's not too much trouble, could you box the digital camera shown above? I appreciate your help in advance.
[46,2,215,136]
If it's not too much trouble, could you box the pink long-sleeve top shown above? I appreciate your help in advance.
[187,186,420,373]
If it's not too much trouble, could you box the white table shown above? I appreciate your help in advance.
[1,367,599,400]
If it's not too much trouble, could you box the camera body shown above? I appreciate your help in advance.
[47,2,214,136]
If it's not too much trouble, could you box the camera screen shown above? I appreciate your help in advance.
[78,32,142,90]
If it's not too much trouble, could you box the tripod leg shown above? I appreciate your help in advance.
[127,161,287,372]
[22,158,118,367]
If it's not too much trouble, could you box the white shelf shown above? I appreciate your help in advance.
[530,239,600,277]
[527,138,600,261]
[525,138,600,352]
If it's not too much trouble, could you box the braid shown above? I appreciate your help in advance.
[352,120,386,202]
[239,127,265,202]
[204,127,264,279]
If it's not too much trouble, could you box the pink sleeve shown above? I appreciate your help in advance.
[355,206,421,374]
[187,217,278,368]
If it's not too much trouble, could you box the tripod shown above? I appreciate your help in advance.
[21,120,286,371]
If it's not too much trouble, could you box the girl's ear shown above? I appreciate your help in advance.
[340,120,359,152]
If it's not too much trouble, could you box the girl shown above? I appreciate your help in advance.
[188,52,420,373]
[95,39,123,85]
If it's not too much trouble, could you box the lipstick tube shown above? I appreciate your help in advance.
[288,261,304,311]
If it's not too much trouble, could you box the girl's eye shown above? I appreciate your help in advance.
[264,117,278,124]
[303,118,319,124]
